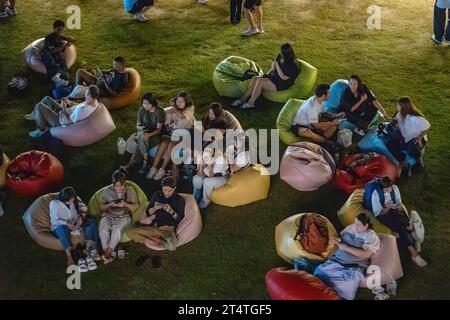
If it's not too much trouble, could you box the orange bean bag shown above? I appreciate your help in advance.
[6,151,64,197]
[265,268,340,300]
[334,153,397,194]
[22,38,77,74]
[99,68,141,109]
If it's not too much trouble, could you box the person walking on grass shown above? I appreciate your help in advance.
[432,0,450,44]
[242,0,263,36]
[124,0,154,22]
[0,0,17,18]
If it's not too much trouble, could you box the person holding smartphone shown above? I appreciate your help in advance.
[98,170,138,264]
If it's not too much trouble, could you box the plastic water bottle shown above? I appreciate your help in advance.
[387,279,397,296]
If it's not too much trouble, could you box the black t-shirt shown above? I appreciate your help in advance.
[98,70,128,97]
[144,191,185,229]
[267,55,300,90]
[203,118,231,131]
[340,84,377,113]
[43,33,68,54]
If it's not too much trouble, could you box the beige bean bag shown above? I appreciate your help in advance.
[132,193,202,251]
[275,213,338,264]
[0,154,10,188]
[22,38,77,74]
[210,165,270,207]
[223,110,242,130]
[360,233,403,287]
[50,103,116,147]
[280,142,335,191]
[22,193,84,251]
[100,68,141,109]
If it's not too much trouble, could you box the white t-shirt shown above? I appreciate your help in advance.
[59,101,98,126]
[371,185,402,217]
[292,96,323,128]
[395,113,430,143]
[437,0,450,9]
[198,152,229,177]
[340,224,380,253]
[49,197,88,231]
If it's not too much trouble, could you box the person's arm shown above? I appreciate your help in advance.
[163,197,185,224]
[76,197,88,216]
[371,191,384,217]
[349,94,367,112]
[312,118,341,130]
[372,99,390,120]
[99,191,115,212]
[336,241,375,260]
[145,194,160,217]
[274,61,289,80]
[123,187,139,212]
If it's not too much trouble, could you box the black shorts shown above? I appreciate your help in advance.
[291,124,323,137]
[244,0,262,10]
[130,0,154,13]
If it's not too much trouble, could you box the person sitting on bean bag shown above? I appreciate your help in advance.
[50,187,99,268]
[70,56,128,100]
[231,43,300,109]
[127,176,185,251]
[147,92,196,181]
[41,19,75,84]
[27,85,101,138]
[124,0,154,22]
[390,97,430,178]
[339,75,390,136]
[314,213,380,300]
[121,92,166,177]
[292,84,345,147]
[98,170,139,264]
[363,176,427,267]
[202,102,235,140]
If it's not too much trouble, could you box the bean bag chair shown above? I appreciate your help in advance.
[280,142,335,191]
[100,68,141,109]
[265,268,340,300]
[22,193,84,250]
[276,98,304,146]
[323,79,348,114]
[6,151,64,197]
[212,56,263,98]
[223,110,242,130]
[135,193,202,251]
[22,38,77,74]
[87,180,148,243]
[50,103,116,147]
[360,233,403,288]
[0,153,10,188]
[275,213,338,263]
[334,153,397,194]
[263,60,318,103]
[210,164,270,207]
[358,126,418,167]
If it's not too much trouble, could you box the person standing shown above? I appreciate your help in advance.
[432,0,450,44]
[230,0,243,25]
[124,0,154,22]
[0,0,17,18]
[242,0,263,36]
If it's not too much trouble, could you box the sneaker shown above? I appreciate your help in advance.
[353,128,365,136]
[138,161,148,175]
[90,249,101,262]
[5,7,16,15]
[24,113,35,121]
[85,256,98,271]
[198,199,210,209]
[411,255,427,267]
[51,73,69,88]
[197,0,208,4]
[146,167,157,179]
[153,168,166,181]
[239,102,255,109]
[257,27,265,34]
[28,129,46,138]
[16,77,28,90]
[0,11,7,18]
[133,12,148,22]
[231,99,243,107]
[8,77,19,88]
[431,34,444,45]
[242,27,259,36]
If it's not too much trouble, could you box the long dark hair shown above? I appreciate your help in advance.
[56,187,79,210]
[397,96,425,120]
[175,91,194,110]
[142,92,158,107]
[356,212,373,230]
[203,102,225,129]
[280,43,296,64]
[349,74,365,96]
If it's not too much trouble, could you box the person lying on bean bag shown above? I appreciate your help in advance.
[363,176,427,267]
[314,213,380,300]
[127,176,185,251]
[231,43,300,109]
[26,85,101,138]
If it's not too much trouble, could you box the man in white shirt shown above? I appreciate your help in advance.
[292,84,345,144]
[27,85,100,138]
[433,0,450,44]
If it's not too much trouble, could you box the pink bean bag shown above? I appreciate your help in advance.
[22,38,77,74]
[50,103,116,147]
[360,233,403,288]
[280,142,336,191]
[138,193,202,251]
[265,268,340,300]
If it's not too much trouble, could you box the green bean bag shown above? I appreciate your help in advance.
[276,98,305,146]
[262,60,318,103]
[87,180,148,243]
[212,56,263,98]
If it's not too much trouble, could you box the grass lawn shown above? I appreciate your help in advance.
[0,0,449,299]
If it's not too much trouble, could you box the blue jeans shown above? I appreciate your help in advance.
[52,219,98,251]
[434,4,450,41]
[230,0,243,23]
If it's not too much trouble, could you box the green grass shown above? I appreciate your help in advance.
[0,0,449,299]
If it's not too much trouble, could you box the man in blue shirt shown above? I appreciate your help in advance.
[433,0,450,44]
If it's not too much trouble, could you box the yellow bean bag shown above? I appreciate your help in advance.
[0,154,10,188]
[337,189,407,235]
[210,164,270,207]
[87,180,148,242]
[275,213,338,264]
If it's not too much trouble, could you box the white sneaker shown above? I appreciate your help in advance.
[24,113,35,121]
[431,34,444,45]
[0,202,4,217]
[145,167,157,179]
[353,128,365,136]
[5,7,16,15]
[411,255,427,267]
[153,168,166,181]
[0,11,7,18]
[257,27,265,34]
[197,0,208,4]
[242,27,259,36]
[8,77,19,87]
[133,12,148,22]
[28,129,46,138]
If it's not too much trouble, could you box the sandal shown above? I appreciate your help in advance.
[77,258,89,273]
[239,102,255,109]
[135,255,149,267]
[90,248,101,262]
[85,256,98,271]
[101,254,114,265]
[231,99,243,107]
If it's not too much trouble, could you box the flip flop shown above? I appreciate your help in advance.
[135,255,150,267]
[85,256,98,271]
[151,256,162,269]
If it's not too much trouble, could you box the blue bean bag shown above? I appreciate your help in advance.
[323,79,348,114]
[338,112,381,131]
[357,127,417,167]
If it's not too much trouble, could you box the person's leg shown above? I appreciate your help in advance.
[192,175,204,202]
[127,226,158,244]
[360,103,378,126]
[296,128,327,144]
[322,125,338,139]
[201,176,227,206]
[109,216,132,252]
[33,103,60,131]
[230,0,237,23]
[53,225,75,265]
[237,0,243,22]
[254,4,263,30]
[75,69,97,86]
[160,141,176,171]
[81,219,99,244]
[159,226,177,251]
[42,96,62,111]
[99,216,112,253]
[239,75,263,102]
[445,9,450,41]
[151,140,169,168]
[346,110,369,130]
[247,78,276,106]
[434,4,446,41]
[244,8,256,29]
[377,210,415,252]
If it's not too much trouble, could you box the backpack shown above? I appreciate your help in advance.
[363,178,396,212]
[294,213,329,255]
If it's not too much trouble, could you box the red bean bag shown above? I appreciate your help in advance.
[265,267,340,300]
[6,151,64,197]
[334,153,397,194]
